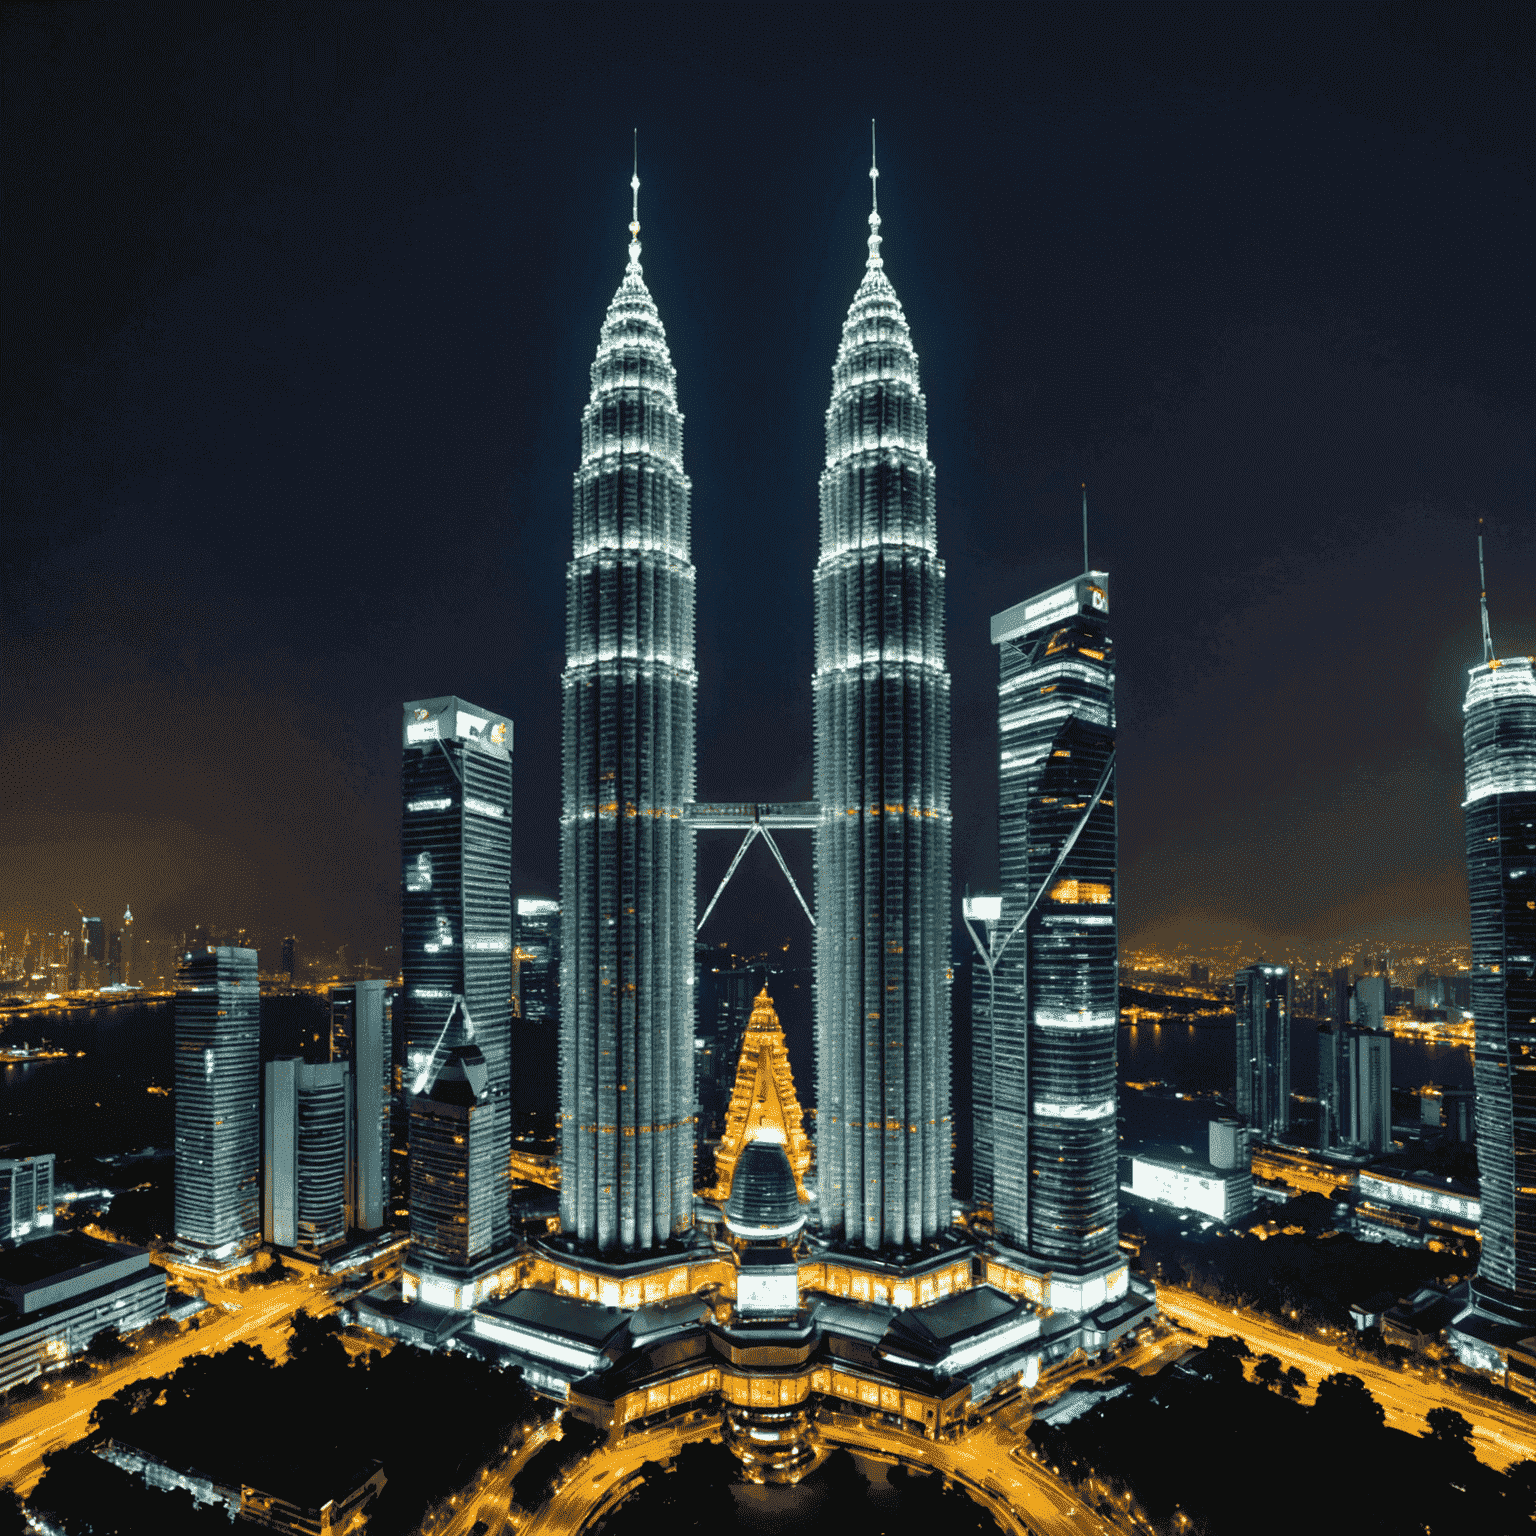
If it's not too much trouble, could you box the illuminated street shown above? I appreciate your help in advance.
[1158,1285,1536,1471]
[0,1269,346,1495]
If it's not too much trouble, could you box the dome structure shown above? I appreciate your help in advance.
[723,1136,806,1240]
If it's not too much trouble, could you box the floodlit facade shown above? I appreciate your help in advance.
[1463,650,1536,1321]
[813,157,952,1250]
[559,176,696,1254]
[400,696,515,1285]
[0,1153,55,1242]
[1233,964,1291,1140]
[712,989,812,1203]
[975,571,1120,1301]
[173,947,261,1266]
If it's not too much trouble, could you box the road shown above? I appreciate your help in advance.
[1158,1285,1536,1471]
[0,1269,345,1495]
[494,1404,1134,1536]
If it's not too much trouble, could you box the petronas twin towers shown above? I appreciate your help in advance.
[559,152,952,1256]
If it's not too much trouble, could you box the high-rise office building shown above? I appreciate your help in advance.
[120,905,133,986]
[263,1057,350,1254]
[1354,973,1387,1032]
[173,947,261,1267]
[1349,1029,1392,1154]
[0,1152,55,1241]
[410,1044,499,1305]
[1462,625,1536,1323]
[327,980,389,1233]
[400,697,514,1302]
[280,935,298,986]
[813,153,951,1252]
[974,569,1121,1308]
[83,917,103,982]
[1233,964,1291,1141]
[1317,1023,1349,1150]
[559,173,696,1256]
[513,898,560,1124]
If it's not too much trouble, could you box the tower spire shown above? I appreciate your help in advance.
[628,128,641,272]
[866,118,882,269]
[1479,518,1495,665]
[1082,482,1089,575]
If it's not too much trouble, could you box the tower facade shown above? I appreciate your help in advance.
[1463,651,1536,1318]
[400,696,514,1296]
[977,573,1121,1305]
[173,946,261,1266]
[559,179,696,1253]
[813,164,951,1250]
[1234,964,1292,1140]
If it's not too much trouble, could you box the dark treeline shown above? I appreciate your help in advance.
[1026,1343,1536,1534]
[28,1311,544,1536]
[1132,1200,1467,1331]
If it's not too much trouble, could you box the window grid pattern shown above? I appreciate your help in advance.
[1233,967,1291,1140]
[560,240,696,1253]
[401,714,514,1266]
[980,608,1118,1274]
[1464,656,1536,1301]
[813,249,951,1251]
[174,948,261,1259]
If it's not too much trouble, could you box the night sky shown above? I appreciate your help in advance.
[4,3,1532,967]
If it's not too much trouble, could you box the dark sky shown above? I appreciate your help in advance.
[3,2,1532,968]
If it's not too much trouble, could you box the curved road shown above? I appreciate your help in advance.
[1157,1285,1536,1472]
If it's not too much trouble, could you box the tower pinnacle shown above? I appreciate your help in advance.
[628,129,641,272]
[1479,520,1495,665]
[867,118,882,269]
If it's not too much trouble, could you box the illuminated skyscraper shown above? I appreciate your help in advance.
[1234,964,1292,1140]
[400,696,514,1303]
[813,146,952,1252]
[263,1057,350,1254]
[513,898,560,1123]
[559,169,696,1254]
[1461,567,1536,1326]
[174,946,261,1267]
[972,570,1122,1309]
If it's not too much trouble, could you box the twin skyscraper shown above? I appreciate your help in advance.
[399,143,1127,1328]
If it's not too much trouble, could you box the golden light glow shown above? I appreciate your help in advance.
[712,989,812,1202]
[1048,878,1112,905]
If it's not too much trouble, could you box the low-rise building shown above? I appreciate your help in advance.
[0,1231,166,1392]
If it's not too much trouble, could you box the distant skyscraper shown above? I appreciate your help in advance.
[1317,1023,1349,1150]
[106,926,122,987]
[1349,1029,1392,1154]
[513,898,560,1123]
[84,917,103,973]
[974,568,1120,1308]
[263,1057,350,1253]
[174,947,261,1266]
[1233,964,1292,1140]
[328,980,389,1232]
[280,935,298,986]
[559,171,696,1255]
[1462,577,1536,1323]
[400,696,514,1301]
[121,905,133,986]
[1354,973,1387,1032]
[814,150,951,1252]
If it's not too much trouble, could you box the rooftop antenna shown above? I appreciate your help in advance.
[1478,517,1495,664]
[1082,482,1089,575]
[628,128,641,271]
[866,118,883,268]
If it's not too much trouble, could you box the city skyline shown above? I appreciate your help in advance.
[5,7,1532,966]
